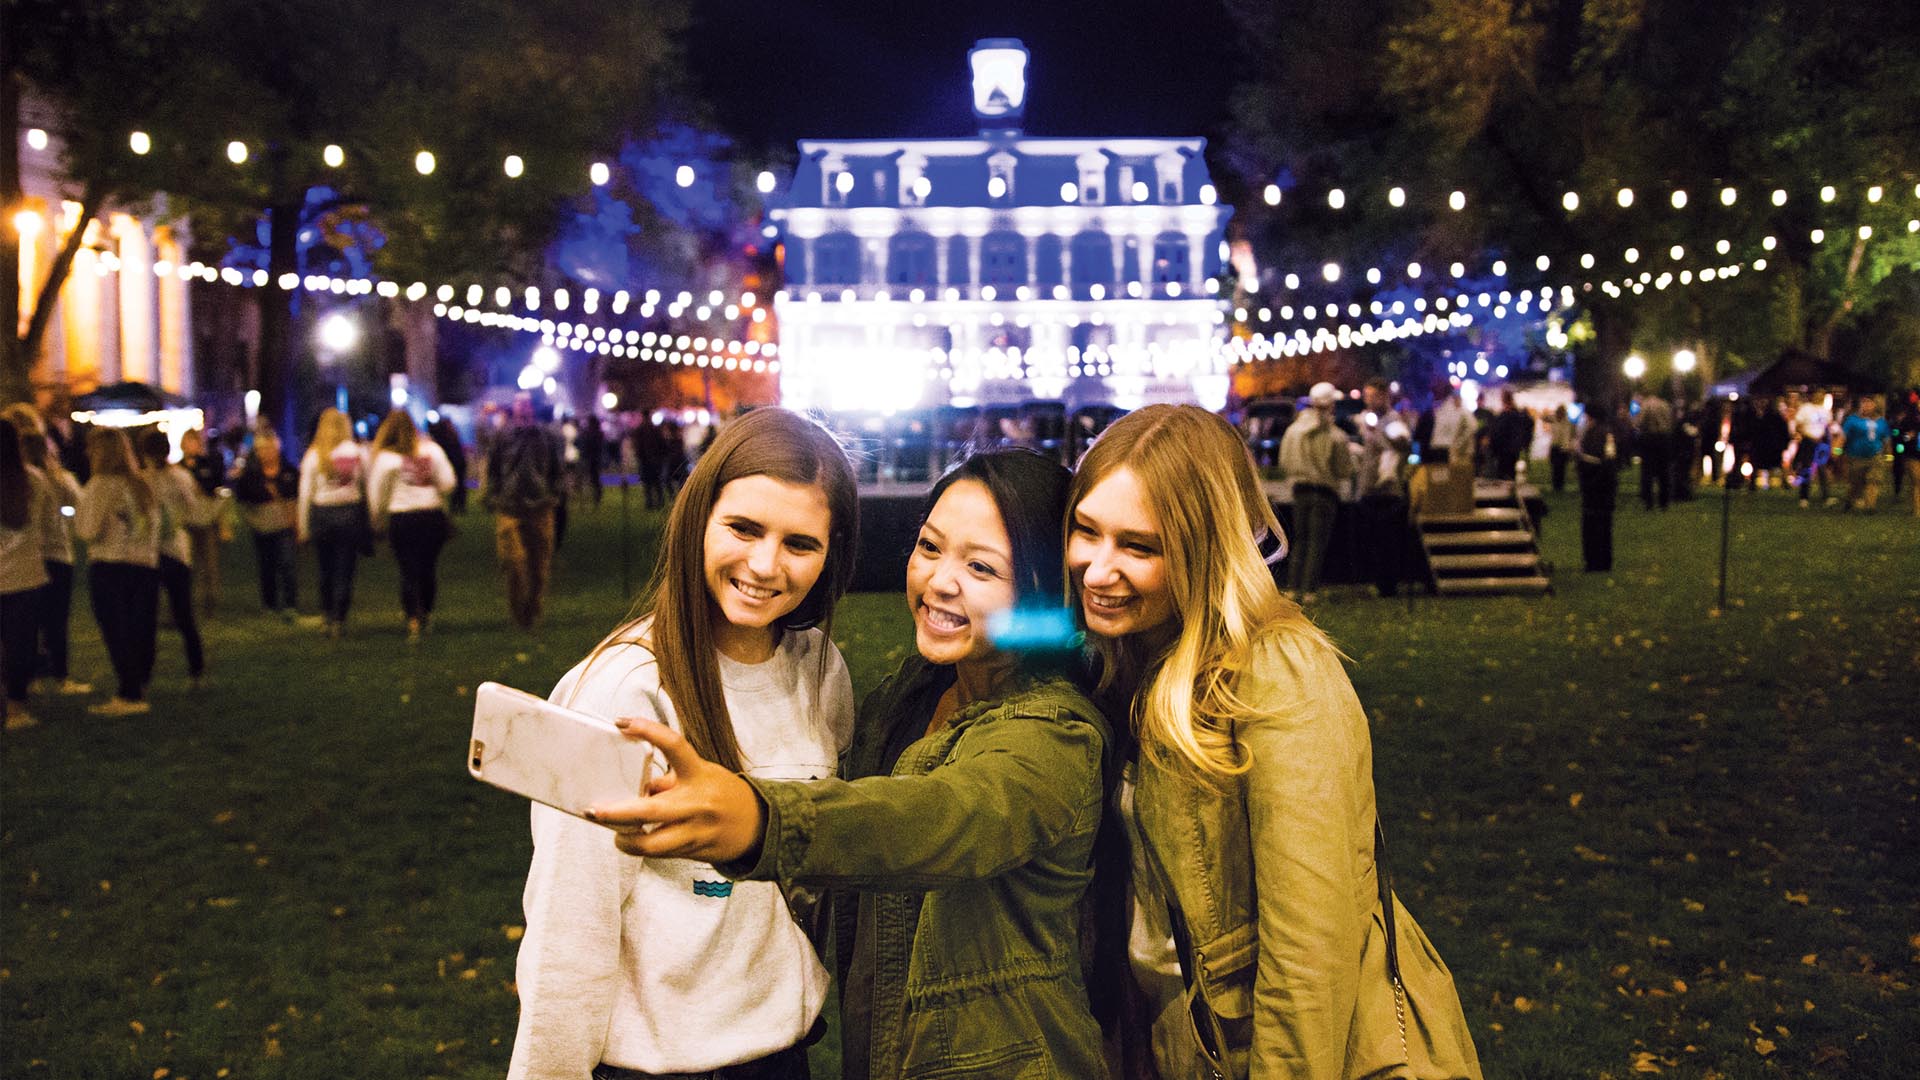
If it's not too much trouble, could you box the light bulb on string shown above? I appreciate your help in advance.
[1448,190,1466,211]
[1563,191,1580,212]
[129,131,151,155]
[1720,187,1736,206]
[1867,185,1883,203]
[227,141,249,165]
[504,155,524,178]
[1388,186,1406,207]
[1670,190,1688,209]
[1820,185,1836,203]
[414,150,436,175]
[1263,183,1281,206]
[590,162,610,186]
[1617,187,1634,208]
[1771,188,1787,206]
[323,144,344,168]
[1327,188,1346,210]
[756,171,776,194]
[678,165,697,188]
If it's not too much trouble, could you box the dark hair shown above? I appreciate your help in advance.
[925,448,1072,609]
[137,429,172,468]
[617,408,858,773]
[1,420,29,530]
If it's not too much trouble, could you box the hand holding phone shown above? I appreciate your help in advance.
[468,681,658,826]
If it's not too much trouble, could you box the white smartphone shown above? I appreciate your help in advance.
[468,681,658,824]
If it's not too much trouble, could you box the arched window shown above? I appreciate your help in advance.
[889,234,937,287]
[1070,232,1112,287]
[980,232,1026,287]
[1152,234,1191,285]
[812,233,861,285]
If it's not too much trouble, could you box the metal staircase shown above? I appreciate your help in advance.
[1417,479,1553,596]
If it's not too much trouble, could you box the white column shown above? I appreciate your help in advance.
[935,235,952,288]
[1058,235,1074,294]
[801,238,816,287]
[156,226,192,396]
[1135,230,1157,290]
[1110,234,1125,288]
[869,238,889,289]
[116,215,157,385]
[1024,237,1038,288]
[966,236,982,292]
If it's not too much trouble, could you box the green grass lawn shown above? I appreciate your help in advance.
[4,477,1916,1079]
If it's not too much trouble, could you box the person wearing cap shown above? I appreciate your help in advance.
[1279,382,1354,603]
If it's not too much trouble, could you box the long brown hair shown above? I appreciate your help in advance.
[583,408,858,772]
[1068,405,1325,778]
[88,427,157,517]
[372,409,419,456]
[0,419,30,530]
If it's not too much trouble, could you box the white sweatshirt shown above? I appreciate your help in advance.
[149,464,216,565]
[367,443,456,522]
[508,627,855,1079]
[297,442,368,536]
[75,474,161,568]
[0,468,55,594]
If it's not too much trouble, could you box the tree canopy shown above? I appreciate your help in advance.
[1225,0,1920,395]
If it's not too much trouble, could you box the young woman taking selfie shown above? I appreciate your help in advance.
[508,407,859,1080]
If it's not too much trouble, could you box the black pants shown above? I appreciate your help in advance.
[37,559,73,681]
[1639,442,1671,509]
[389,509,451,619]
[1357,492,1409,596]
[554,495,569,549]
[253,529,298,611]
[309,503,363,624]
[1549,448,1571,492]
[158,556,205,677]
[90,561,160,701]
[1578,461,1619,572]
[2,586,39,703]
[591,1041,809,1080]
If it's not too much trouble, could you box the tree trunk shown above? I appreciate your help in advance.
[2,20,24,405]
[1581,300,1636,405]
[258,196,301,440]
[10,183,105,402]
[1811,233,1869,360]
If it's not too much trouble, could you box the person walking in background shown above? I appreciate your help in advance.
[1356,376,1414,598]
[578,414,606,508]
[1488,389,1534,482]
[1576,398,1631,573]
[1417,378,1477,467]
[298,408,369,637]
[3,405,90,698]
[1752,396,1791,491]
[138,431,210,689]
[1839,395,1890,511]
[1547,404,1576,493]
[2,419,57,731]
[178,427,228,612]
[368,410,457,642]
[485,398,565,630]
[234,428,300,619]
[427,415,468,515]
[1789,391,1833,506]
[1634,392,1674,510]
[75,428,163,716]
[1279,381,1354,604]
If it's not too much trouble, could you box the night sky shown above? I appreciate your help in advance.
[682,0,1240,150]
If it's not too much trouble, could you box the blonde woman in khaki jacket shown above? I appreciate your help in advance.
[1065,405,1481,1080]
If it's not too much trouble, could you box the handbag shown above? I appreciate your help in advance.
[1146,818,1481,1080]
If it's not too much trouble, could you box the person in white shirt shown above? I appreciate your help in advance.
[2,403,90,699]
[1789,392,1833,506]
[509,408,859,1080]
[75,428,163,716]
[366,410,457,642]
[2,418,57,730]
[297,408,369,637]
[139,429,214,688]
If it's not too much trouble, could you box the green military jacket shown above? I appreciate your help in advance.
[1131,627,1482,1080]
[730,657,1112,1080]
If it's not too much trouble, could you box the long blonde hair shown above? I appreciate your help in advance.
[1068,405,1328,778]
[372,409,419,456]
[310,408,356,483]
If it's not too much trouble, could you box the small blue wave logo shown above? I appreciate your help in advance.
[692,880,733,898]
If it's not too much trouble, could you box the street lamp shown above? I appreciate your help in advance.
[317,313,360,354]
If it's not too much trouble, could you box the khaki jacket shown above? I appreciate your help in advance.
[735,658,1112,1079]
[1132,628,1481,1080]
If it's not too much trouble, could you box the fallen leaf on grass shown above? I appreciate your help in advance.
[264,1038,283,1057]
[206,897,239,909]
[1784,890,1809,905]
[212,810,235,825]
[1682,898,1705,913]
[130,1020,146,1036]
[1754,1037,1776,1056]
[503,925,525,941]
[1512,996,1535,1013]
[1801,953,1818,966]
[1574,844,1609,862]
[1672,979,1688,994]
[1569,792,1584,809]
[153,1069,169,1079]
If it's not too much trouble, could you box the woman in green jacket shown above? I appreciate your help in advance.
[1065,405,1481,1080]
[592,449,1113,1080]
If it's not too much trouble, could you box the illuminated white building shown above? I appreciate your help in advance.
[14,100,196,407]
[770,39,1234,413]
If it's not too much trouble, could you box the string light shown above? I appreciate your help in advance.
[1617,188,1635,208]
[504,155,525,178]
[323,144,345,168]
[1388,186,1406,208]
[1327,188,1346,210]
[414,150,436,176]
[1263,184,1281,206]
[129,132,151,155]
[678,165,697,188]
[226,141,248,165]
[1670,190,1688,209]
[590,162,611,186]
[1563,192,1580,212]
[1448,190,1466,211]
[1719,186,1736,206]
